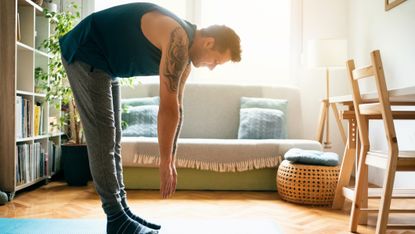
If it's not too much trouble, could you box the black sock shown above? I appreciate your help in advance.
[124,207,162,230]
[121,198,161,230]
[107,210,158,234]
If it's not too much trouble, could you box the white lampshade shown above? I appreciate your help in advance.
[307,39,347,68]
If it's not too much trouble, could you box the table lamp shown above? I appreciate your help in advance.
[308,39,347,149]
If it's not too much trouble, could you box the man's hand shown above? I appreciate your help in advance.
[159,161,177,198]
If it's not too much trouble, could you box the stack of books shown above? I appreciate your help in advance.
[15,142,47,185]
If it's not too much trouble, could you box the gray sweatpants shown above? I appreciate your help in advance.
[62,58,126,216]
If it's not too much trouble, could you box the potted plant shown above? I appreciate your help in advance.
[40,4,91,186]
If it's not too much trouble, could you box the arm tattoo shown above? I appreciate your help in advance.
[163,27,188,93]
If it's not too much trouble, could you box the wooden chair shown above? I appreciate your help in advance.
[347,50,415,233]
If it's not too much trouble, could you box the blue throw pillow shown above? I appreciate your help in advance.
[284,148,339,166]
[239,97,288,138]
[122,105,158,137]
[238,108,285,139]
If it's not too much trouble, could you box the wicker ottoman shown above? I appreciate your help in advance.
[277,160,340,206]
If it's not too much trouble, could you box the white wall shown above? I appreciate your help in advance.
[348,0,415,187]
[299,0,415,187]
[298,0,350,159]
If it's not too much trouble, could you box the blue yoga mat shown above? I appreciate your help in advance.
[0,218,105,234]
[0,218,282,234]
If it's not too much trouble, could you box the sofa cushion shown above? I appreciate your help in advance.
[238,108,285,139]
[284,148,339,166]
[122,105,158,137]
[121,138,322,172]
[239,97,288,139]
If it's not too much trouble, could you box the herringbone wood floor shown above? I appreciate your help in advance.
[0,181,414,234]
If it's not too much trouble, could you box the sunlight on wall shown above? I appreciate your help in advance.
[194,0,291,85]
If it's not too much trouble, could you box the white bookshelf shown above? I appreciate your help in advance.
[0,0,63,197]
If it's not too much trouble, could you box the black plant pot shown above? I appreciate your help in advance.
[61,144,91,186]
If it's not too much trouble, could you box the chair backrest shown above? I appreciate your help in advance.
[346,50,398,150]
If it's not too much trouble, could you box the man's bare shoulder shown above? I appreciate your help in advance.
[141,11,188,51]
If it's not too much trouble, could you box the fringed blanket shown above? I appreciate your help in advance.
[121,138,322,172]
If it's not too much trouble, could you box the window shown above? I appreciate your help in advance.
[194,0,291,85]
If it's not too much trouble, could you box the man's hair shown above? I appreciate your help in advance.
[200,25,241,62]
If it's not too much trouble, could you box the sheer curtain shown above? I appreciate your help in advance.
[193,0,291,85]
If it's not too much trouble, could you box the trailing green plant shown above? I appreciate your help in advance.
[34,67,48,93]
[40,3,82,144]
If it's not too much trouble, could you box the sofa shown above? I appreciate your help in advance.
[120,82,321,191]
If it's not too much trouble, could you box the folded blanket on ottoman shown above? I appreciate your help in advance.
[284,148,339,166]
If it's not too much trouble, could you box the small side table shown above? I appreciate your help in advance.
[277,160,340,206]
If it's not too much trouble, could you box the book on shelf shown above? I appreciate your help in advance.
[22,97,26,138]
[33,102,44,136]
[27,99,32,137]
[24,99,27,137]
[48,142,61,175]
[39,104,44,135]
[16,96,23,138]
[34,104,40,136]
[23,99,30,138]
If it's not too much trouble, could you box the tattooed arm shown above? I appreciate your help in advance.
[171,64,191,161]
[158,26,189,198]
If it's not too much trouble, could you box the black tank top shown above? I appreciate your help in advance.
[59,2,196,78]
